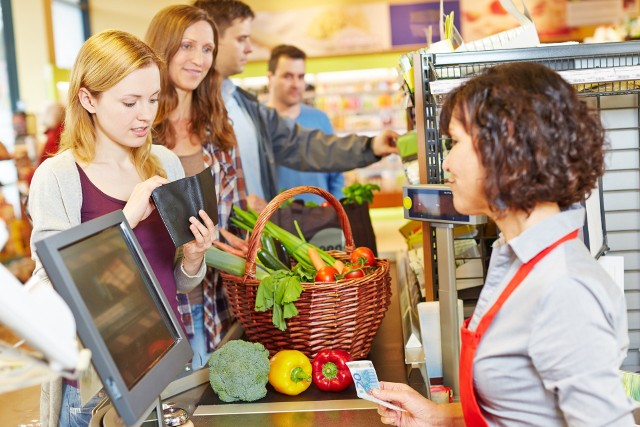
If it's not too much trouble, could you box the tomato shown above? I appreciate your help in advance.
[350,247,375,267]
[315,266,339,282]
[343,264,365,279]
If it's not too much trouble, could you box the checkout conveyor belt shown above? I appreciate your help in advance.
[92,258,428,427]
[190,258,428,426]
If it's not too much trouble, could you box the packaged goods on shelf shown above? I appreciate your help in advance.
[234,67,406,135]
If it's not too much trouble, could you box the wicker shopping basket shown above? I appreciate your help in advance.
[221,186,392,360]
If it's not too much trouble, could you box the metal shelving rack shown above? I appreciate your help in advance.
[414,42,640,369]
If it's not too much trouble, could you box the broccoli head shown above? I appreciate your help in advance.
[208,339,271,402]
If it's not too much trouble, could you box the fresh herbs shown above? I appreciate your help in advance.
[255,269,303,331]
[342,183,380,205]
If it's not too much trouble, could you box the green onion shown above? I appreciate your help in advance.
[232,206,336,269]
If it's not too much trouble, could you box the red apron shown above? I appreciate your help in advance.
[459,229,579,426]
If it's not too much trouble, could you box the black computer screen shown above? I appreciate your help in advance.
[36,210,192,426]
[409,188,470,223]
[59,225,174,389]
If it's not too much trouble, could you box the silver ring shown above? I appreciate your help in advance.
[163,406,189,426]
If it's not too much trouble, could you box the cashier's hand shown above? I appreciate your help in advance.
[371,129,400,157]
[373,382,431,427]
[123,175,169,229]
[374,382,464,427]
[182,210,217,276]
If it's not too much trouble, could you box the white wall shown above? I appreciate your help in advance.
[11,0,49,114]
[89,0,187,39]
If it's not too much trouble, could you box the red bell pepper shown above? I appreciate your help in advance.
[311,349,353,392]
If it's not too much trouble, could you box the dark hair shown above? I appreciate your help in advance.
[439,62,605,213]
[268,45,306,73]
[146,4,236,152]
[192,0,255,35]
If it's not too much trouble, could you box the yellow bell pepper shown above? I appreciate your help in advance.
[268,350,312,395]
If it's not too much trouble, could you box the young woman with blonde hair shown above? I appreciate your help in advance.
[29,29,216,427]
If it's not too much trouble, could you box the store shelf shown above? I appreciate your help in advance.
[234,67,406,135]
[429,64,640,98]
[414,41,640,371]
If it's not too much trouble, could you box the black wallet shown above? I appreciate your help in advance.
[151,167,218,247]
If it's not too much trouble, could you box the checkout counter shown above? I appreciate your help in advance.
[93,255,429,427]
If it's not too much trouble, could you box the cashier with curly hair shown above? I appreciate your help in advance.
[373,62,635,426]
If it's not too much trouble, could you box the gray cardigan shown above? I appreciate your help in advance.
[29,145,205,426]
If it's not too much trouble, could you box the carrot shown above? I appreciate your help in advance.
[307,247,326,271]
[333,260,345,275]
[213,240,246,258]
[220,228,248,252]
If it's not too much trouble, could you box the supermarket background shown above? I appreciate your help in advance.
[0,0,636,277]
[0,0,639,425]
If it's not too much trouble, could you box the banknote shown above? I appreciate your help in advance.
[346,360,406,412]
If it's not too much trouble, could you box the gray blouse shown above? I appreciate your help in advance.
[469,205,634,426]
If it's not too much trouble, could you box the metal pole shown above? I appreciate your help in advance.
[434,223,460,400]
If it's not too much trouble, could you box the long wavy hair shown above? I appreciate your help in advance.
[59,29,166,179]
[439,62,605,214]
[146,4,236,152]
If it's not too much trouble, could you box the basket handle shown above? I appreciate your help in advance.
[243,186,355,281]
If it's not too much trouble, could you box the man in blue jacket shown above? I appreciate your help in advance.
[193,0,398,210]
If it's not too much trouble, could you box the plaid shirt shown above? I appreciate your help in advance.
[177,141,247,352]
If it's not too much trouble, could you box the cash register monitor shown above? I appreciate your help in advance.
[403,184,487,225]
[35,210,192,426]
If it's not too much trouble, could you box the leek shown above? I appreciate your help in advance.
[205,246,269,280]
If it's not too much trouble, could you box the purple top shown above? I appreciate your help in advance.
[76,164,183,330]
